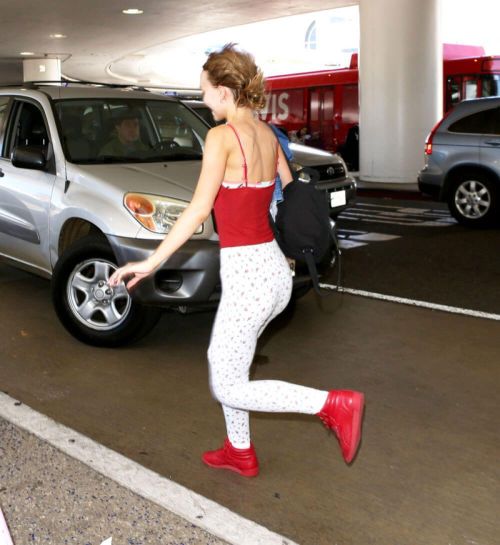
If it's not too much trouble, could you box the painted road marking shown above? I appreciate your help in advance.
[337,229,401,249]
[319,285,500,321]
[355,202,450,215]
[0,392,298,545]
[346,232,400,242]
[339,202,457,227]
[340,211,455,227]
[338,239,367,249]
[356,202,449,213]
[0,507,14,545]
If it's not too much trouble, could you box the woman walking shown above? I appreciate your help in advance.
[109,44,364,477]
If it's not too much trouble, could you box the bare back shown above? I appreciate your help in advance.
[222,119,278,184]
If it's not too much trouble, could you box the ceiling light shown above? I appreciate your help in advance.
[20,52,35,56]
[122,8,144,14]
[49,34,67,39]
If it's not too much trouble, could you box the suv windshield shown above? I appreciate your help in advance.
[54,98,209,164]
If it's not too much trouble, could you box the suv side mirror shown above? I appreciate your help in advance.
[11,146,46,170]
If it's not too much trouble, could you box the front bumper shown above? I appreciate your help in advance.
[315,176,357,216]
[108,235,316,307]
[108,236,221,307]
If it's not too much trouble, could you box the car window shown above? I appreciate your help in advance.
[0,96,11,153]
[492,108,500,135]
[54,98,209,164]
[0,97,10,133]
[191,105,216,126]
[448,108,499,135]
[464,77,478,100]
[446,76,462,111]
[481,75,500,98]
[8,101,50,157]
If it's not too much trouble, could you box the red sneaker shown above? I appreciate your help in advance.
[202,438,259,477]
[317,390,365,464]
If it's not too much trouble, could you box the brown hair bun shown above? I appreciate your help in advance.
[202,43,266,111]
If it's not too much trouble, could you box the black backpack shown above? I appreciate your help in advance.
[273,176,341,295]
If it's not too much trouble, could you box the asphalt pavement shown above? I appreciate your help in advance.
[331,197,500,315]
[0,194,499,545]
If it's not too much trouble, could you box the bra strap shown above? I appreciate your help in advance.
[274,138,280,178]
[226,123,248,186]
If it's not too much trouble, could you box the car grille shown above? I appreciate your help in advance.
[314,164,346,181]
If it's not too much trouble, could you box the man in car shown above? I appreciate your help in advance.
[100,108,149,156]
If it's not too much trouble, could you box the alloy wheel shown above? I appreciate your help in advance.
[66,258,131,331]
[454,180,491,219]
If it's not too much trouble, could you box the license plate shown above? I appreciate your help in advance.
[330,190,346,208]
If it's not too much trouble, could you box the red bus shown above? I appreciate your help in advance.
[261,45,500,169]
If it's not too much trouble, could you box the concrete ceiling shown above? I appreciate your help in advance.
[0,0,356,86]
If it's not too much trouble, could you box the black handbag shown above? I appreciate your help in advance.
[274,176,341,295]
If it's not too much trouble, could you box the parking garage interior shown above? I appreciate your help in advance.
[0,1,499,545]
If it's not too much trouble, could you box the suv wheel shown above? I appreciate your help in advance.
[52,236,161,347]
[448,171,498,227]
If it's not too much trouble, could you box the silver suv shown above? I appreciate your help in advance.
[0,84,352,347]
[0,85,220,346]
[418,96,500,227]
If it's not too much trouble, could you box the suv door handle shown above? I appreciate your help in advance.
[484,141,500,146]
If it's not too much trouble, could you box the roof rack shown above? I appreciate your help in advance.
[3,79,202,90]
[1,79,152,92]
[171,91,203,100]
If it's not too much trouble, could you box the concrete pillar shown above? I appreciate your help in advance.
[358,0,442,185]
[23,58,61,83]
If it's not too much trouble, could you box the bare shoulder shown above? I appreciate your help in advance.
[204,125,230,151]
[208,124,235,146]
[207,124,227,140]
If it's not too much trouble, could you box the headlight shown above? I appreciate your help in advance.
[124,193,203,234]
[290,162,312,183]
[336,155,348,174]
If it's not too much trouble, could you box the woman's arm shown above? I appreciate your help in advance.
[109,127,227,288]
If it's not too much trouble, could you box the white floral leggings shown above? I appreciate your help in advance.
[207,239,328,449]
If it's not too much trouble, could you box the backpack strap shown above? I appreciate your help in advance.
[226,123,248,186]
[303,238,342,297]
[274,138,280,178]
[302,250,322,295]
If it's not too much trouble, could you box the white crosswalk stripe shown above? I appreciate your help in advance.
[337,229,401,250]
[335,201,455,249]
[339,202,456,227]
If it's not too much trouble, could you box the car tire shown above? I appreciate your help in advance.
[448,171,498,228]
[51,235,161,347]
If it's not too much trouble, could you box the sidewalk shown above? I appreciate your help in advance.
[0,415,228,545]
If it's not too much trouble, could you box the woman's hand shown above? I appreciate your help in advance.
[108,259,156,290]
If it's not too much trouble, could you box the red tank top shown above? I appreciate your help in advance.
[213,123,278,248]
